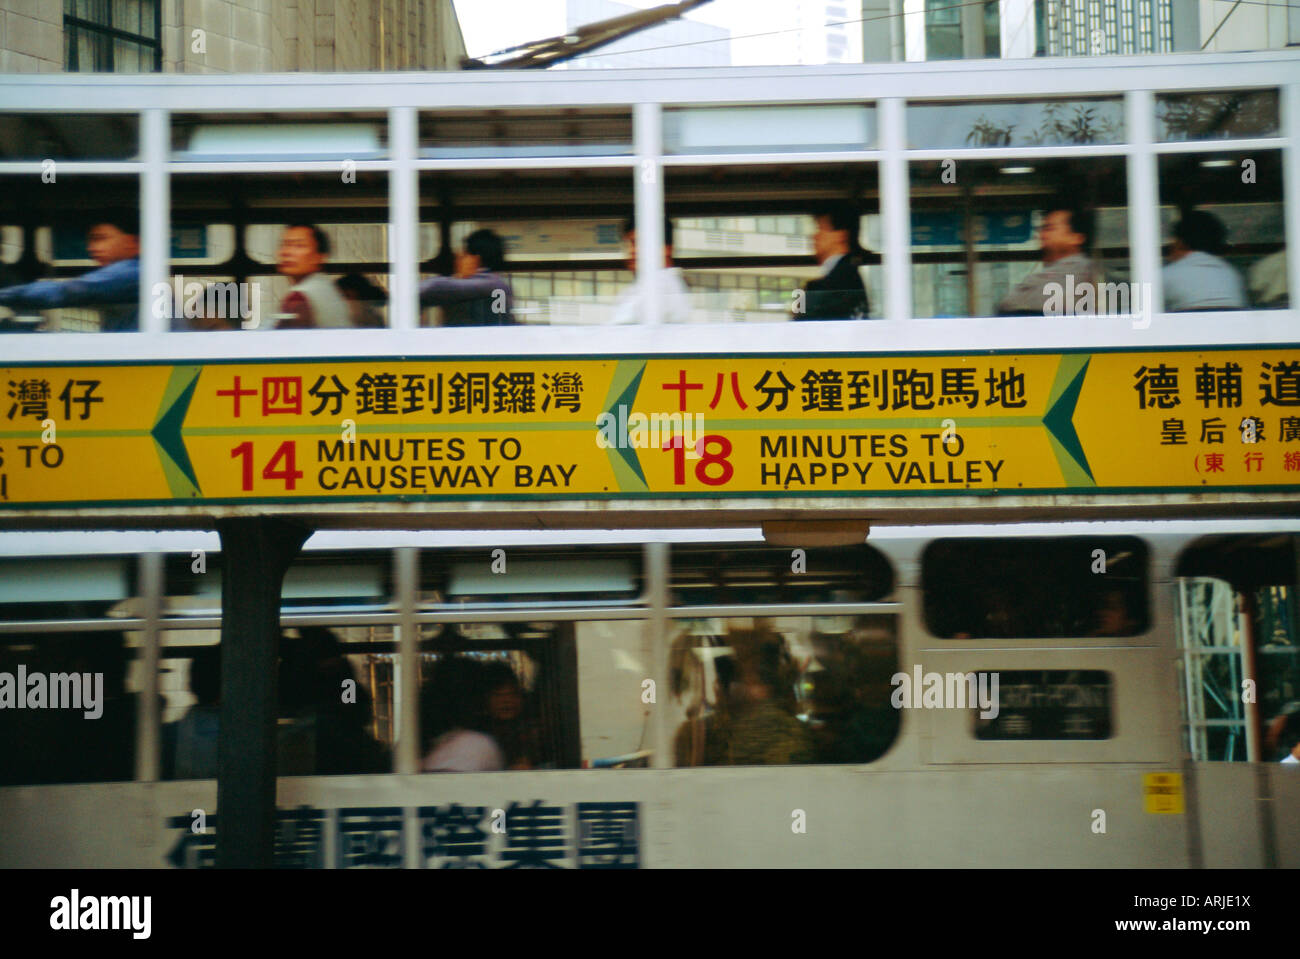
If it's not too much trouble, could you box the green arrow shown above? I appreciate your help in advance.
[152,366,202,498]
[600,360,649,492]
[1042,354,1095,486]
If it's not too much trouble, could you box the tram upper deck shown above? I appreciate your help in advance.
[0,50,1296,361]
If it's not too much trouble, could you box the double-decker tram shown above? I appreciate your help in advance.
[0,50,1298,868]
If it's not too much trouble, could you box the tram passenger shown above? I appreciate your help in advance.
[480,660,540,770]
[719,630,813,766]
[418,228,516,326]
[273,223,353,329]
[337,273,388,328]
[995,204,1101,316]
[794,203,870,321]
[1088,587,1139,637]
[163,645,221,780]
[1162,211,1246,311]
[420,656,506,772]
[295,627,390,775]
[1248,249,1288,308]
[610,215,692,324]
[1266,703,1300,764]
[0,214,140,331]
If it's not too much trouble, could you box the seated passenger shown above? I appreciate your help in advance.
[1279,710,1300,765]
[418,228,515,326]
[337,273,387,328]
[1265,702,1300,764]
[719,631,813,766]
[0,214,139,331]
[1162,211,1246,311]
[273,223,352,329]
[1088,588,1138,637]
[480,661,541,770]
[795,203,869,320]
[420,656,505,772]
[163,646,221,780]
[1248,249,1288,309]
[996,204,1101,316]
[610,215,692,324]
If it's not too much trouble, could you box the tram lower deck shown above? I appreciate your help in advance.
[1,520,1296,868]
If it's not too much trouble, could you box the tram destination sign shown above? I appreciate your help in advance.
[2,348,1299,509]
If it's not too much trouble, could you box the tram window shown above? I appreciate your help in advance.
[418,625,581,771]
[172,172,391,331]
[973,670,1112,740]
[909,157,1129,318]
[0,631,138,786]
[663,105,876,154]
[418,166,633,326]
[1177,535,1300,762]
[1155,89,1280,143]
[922,537,1149,639]
[0,556,133,622]
[907,97,1125,149]
[158,625,395,780]
[665,164,882,321]
[171,113,388,160]
[161,550,392,617]
[669,543,893,607]
[419,108,632,159]
[667,615,899,766]
[418,547,644,607]
[1157,150,1286,310]
[0,174,142,333]
[0,114,138,161]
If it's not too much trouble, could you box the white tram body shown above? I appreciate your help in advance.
[0,54,1298,867]
[0,520,1297,869]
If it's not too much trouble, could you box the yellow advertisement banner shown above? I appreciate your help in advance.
[2,348,1298,507]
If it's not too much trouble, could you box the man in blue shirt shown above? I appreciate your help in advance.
[419,228,515,326]
[0,215,140,331]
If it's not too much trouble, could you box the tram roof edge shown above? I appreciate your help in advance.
[0,51,1296,112]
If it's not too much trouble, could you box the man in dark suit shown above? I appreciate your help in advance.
[794,203,870,320]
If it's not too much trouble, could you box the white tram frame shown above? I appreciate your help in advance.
[1,52,1299,867]
[1,519,1298,868]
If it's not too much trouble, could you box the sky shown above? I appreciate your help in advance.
[451,0,864,66]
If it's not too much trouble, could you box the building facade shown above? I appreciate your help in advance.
[1,0,466,74]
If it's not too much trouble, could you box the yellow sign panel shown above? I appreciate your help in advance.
[1143,772,1185,814]
[2,348,1299,507]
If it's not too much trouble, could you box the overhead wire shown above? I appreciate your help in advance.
[532,0,1299,62]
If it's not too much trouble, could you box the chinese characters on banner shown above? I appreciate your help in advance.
[4,349,1299,506]
[165,801,640,869]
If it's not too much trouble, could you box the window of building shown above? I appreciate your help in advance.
[65,0,162,73]
[925,0,964,60]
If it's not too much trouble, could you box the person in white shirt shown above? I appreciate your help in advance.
[610,215,693,324]
[273,224,353,329]
[1273,706,1300,764]
[1248,249,1288,308]
[1162,211,1246,312]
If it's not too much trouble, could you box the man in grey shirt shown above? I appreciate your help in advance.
[1162,210,1246,311]
[996,204,1100,316]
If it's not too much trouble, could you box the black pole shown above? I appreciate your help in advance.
[215,517,312,868]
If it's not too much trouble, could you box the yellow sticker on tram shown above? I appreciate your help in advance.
[1143,772,1185,814]
[2,347,1299,507]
